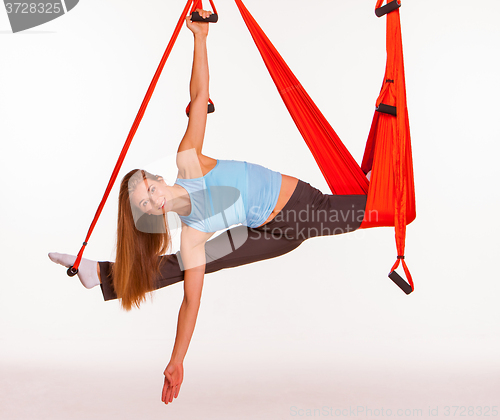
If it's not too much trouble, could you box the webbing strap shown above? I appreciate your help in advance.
[374,0,415,292]
[191,0,217,16]
[70,0,208,273]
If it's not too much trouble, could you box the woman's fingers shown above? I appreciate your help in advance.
[186,9,211,33]
[194,8,212,19]
[162,363,184,404]
[174,383,181,399]
[162,376,170,403]
[167,385,174,403]
[169,385,175,403]
[164,386,173,404]
[162,370,174,403]
[166,383,177,404]
[161,379,182,404]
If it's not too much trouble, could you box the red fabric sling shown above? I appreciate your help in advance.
[70,0,415,292]
[234,0,415,290]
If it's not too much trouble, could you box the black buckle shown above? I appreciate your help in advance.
[376,103,397,116]
[375,0,401,18]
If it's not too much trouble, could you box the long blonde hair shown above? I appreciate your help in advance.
[112,169,171,311]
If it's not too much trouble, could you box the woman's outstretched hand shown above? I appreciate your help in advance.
[162,360,184,404]
[185,9,211,36]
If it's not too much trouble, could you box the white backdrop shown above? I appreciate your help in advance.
[1,1,499,419]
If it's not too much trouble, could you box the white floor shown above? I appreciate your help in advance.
[1,337,498,420]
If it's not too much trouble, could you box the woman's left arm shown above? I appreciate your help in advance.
[161,226,213,405]
[177,10,211,157]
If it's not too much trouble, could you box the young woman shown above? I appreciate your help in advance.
[49,10,367,405]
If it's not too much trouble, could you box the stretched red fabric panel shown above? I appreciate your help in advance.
[234,0,415,288]
[234,0,369,196]
[70,0,196,273]
[361,0,415,288]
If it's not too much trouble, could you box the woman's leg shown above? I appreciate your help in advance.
[255,180,367,241]
[99,225,303,301]
[98,180,365,301]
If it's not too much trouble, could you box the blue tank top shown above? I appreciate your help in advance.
[174,160,282,232]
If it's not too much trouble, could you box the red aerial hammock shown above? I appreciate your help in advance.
[233,0,416,293]
[68,0,416,294]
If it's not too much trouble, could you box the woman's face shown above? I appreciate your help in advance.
[130,176,173,215]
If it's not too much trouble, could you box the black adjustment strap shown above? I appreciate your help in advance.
[376,103,397,116]
[397,255,405,259]
[375,0,401,18]
[388,271,413,295]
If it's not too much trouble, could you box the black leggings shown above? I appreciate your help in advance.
[99,180,367,301]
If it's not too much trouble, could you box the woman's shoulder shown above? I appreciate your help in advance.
[176,149,217,179]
